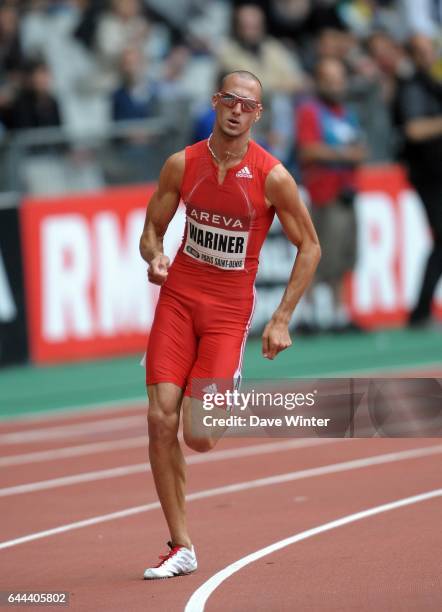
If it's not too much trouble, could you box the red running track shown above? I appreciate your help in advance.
[0,399,441,612]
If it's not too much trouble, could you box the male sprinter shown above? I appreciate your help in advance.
[139,70,321,579]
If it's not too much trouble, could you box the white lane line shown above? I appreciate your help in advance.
[0,397,146,425]
[0,436,149,467]
[0,416,146,444]
[185,488,442,612]
[0,439,335,497]
[0,444,440,550]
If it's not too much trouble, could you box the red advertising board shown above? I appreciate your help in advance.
[20,185,167,363]
[20,166,441,364]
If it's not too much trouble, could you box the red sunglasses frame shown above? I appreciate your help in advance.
[215,90,263,113]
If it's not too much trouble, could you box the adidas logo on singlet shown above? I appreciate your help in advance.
[235,166,253,179]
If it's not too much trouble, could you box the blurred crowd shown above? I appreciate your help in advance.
[0,1,440,161]
[0,0,441,328]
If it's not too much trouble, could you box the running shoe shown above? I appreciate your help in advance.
[143,541,197,579]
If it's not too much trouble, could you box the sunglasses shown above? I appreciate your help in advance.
[215,91,262,113]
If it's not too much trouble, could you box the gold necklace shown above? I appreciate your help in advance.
[207,133,248,164]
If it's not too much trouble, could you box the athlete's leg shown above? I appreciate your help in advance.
[146,289,197,549]
[147,382,192,549]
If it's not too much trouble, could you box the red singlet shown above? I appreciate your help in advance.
[146,138,280,396]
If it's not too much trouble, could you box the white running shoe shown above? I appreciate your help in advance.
[143,541,197,579]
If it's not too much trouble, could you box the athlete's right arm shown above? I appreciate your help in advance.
[139,151,185,285]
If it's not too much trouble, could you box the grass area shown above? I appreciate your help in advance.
[0,328,440,419]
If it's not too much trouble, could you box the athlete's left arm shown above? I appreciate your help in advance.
[263,164,321,360]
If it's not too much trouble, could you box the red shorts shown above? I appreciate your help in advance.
[146,284,255,397]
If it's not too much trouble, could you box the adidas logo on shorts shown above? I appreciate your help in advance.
[203,383,218,394]
[235,166,253,179]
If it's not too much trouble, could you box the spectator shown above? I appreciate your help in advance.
[297,57,367,332]
[218,3,309,159]
[217,3,306,95]
[107,46,164,185]
[367,31,413,105]
[112,47,158,121]
[314,27,395,161]
[95,0,150,91]
[245,0,347,69]
[395,34,442,327]
[314,27,381,83]
[0,2,24,78]
[4,58,61,130]
[156,45,190,105]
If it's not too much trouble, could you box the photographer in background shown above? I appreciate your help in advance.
[396,34,442,327]
[297,57,367,332]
